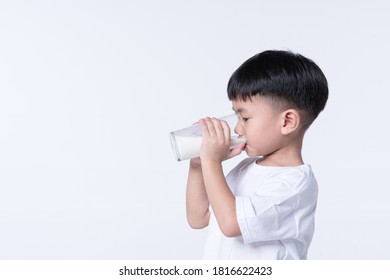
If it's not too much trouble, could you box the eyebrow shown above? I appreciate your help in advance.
[232,107,247,113]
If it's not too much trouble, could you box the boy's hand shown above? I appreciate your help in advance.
[200,117,244,163]
[189,117,209,168]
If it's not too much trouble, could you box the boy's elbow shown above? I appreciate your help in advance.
[220,221,241,238]
[187,212,210,229]
[188,220,208,229]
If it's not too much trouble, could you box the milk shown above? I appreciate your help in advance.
[169,113,247,161]
[172,135,203,161]
[170,134,246,161]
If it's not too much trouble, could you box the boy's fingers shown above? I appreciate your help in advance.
[210,118,224,139]
[192,118,205,125]
[201,121,209,137]
[229,143,245,158]
[214,118,230,141]
[201,117,231,145]
[220,120,231,141]
[193,117,209,125]
[205,118,218,138]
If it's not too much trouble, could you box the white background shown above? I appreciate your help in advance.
[1,0,389,259]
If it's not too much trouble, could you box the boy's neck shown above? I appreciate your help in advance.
[256,153,304,167]
[256,137,304,167]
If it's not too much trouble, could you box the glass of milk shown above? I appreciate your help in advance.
[169,114,246,161]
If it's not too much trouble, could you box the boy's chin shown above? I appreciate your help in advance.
[244,146,261,158]
[244,146,255,157]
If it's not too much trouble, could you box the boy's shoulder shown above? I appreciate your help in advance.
[235,157,257,170]
[230,157,316,192]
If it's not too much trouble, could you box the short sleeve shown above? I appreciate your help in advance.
[236,192,299,244]
[235,169,316,244]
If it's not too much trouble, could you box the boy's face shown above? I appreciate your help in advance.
[232,97,284,158]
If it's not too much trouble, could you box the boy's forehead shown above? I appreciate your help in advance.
[232,99,254,112]
[232,97,272,113]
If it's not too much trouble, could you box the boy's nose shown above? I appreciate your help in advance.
[234,121,243,136]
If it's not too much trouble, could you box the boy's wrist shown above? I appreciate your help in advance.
[200,158,223,168]
[189,158,202,169]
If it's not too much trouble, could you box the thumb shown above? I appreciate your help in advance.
[228,143,246,159]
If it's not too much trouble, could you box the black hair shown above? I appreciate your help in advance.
[227,50,328,127]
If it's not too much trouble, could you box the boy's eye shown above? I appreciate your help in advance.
[236,114,249,122]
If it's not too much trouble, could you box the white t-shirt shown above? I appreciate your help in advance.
[203,157,318,260]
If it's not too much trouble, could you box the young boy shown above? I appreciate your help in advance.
[186,50,328,259]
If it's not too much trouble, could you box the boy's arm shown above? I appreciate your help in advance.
[201,160,240,237]
[200,118,245,237]
[186,158,210,229]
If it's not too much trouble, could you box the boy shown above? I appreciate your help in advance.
[186,50,328,259]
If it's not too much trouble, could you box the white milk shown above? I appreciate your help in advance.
[173,135,203,161]
[171,134,246,161]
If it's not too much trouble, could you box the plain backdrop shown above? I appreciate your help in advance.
[1,0,389,259]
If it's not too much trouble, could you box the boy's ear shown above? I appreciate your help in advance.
[280,109,300,135]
